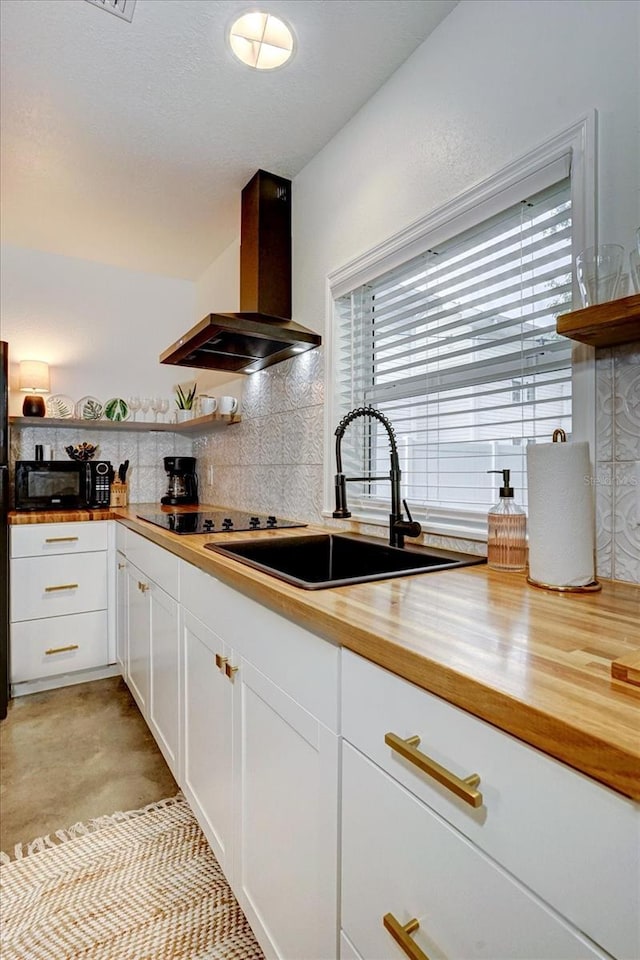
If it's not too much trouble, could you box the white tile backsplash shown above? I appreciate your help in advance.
[595,339,640,583]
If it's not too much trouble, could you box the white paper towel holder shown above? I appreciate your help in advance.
[526,428,602,593]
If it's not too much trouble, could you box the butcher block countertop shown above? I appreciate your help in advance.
[10,505,640,800]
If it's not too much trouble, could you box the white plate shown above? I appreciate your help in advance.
[75,396,103,420]
[103,397,130,422]
[46,395,75,419]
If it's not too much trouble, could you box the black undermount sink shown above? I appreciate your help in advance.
[205,533,485,589]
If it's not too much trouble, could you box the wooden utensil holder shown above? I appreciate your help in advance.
[110,481,128,507]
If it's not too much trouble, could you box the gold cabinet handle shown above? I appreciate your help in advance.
[138,581,149,593]
[224,662,238,680]
[383,913,430,960]
[215,654,228,671]
[118,562,126,570]
[385,732,483,808]
[45,644,80,655]
[45,536,79,543]
[44,583,79,592]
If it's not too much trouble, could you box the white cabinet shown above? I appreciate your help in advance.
[182,610,234,873]
[126,560,150,715]
[115,551,128,671]
[148,581,180,777]
[180,559,340,960]
[10,521,114,693]
[341,650,639,960]
[234,656,339,960]
[342,742,608,960]
[120,530,180,780]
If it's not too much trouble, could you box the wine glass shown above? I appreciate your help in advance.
[128,396,141,422]
[150,397,163,422]
[140,397,152,422]
[157,398,170,422]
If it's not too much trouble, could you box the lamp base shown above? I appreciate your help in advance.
[22,395,46,417]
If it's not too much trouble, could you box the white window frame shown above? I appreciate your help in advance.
[323,114,596,539]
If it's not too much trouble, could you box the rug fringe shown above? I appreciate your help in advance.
[0,792,185,865]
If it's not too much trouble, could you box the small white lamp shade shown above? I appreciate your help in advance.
[19,360,50,393]
[19,360,50,417]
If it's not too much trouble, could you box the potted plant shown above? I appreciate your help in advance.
[175,382,197,421]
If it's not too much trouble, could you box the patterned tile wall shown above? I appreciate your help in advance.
[10,426,193,505]
[193,348,325,522]
[595,341,640,584]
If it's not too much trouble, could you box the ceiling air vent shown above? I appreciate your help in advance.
[85,0,136,22]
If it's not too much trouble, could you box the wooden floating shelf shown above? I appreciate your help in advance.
[556,294,640,347]
[9,412,241,433]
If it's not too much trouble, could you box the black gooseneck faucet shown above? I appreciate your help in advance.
[333,405,422,549]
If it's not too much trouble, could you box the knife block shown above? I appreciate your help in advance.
[110,481,128,508]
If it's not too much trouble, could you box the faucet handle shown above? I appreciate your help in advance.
[399,499,422,539]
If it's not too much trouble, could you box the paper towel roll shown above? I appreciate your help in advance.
[526,440,595,587]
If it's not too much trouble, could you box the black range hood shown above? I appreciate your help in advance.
[160,170,321,374]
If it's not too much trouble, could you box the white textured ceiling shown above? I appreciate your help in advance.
[0,0,457,279]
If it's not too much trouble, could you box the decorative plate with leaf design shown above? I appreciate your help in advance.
[103,397,130,422]
[75,396,103,420]
[46,395,74,419]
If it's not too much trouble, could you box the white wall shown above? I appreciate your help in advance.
[291,0,639,333]
[1,245,196,415]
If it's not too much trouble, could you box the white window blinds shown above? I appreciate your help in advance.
[334,176,573,531]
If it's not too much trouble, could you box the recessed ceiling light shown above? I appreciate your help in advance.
[228,11,295,70]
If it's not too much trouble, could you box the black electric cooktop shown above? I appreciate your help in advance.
[136,510,307,535]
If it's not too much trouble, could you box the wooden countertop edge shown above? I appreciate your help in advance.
[12,508,640,800]
[113,514,640,801]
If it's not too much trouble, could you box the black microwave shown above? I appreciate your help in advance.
[15,460,113,511]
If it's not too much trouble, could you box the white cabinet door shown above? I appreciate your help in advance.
[181,609,234,875]
[234,658,339,960]
[126,561,150,715]
[148,581,180,778]
[342,742,608,960]
[115,551,128,672]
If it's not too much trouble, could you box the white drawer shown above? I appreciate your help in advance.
[342,650,639,960]
[181,559,340,732]
[342,742,608,960]
[11,552,108,621]
[11,521,108,558]
[126,529,179,599]
[11,611,108,682]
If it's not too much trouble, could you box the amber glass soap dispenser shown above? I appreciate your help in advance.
[486,469,527,571]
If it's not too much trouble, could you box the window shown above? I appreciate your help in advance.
[330,139,591,539]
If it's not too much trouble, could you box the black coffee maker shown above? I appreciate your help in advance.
[161,456,198,506]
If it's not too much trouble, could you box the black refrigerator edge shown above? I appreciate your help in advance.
[1,340,9,719]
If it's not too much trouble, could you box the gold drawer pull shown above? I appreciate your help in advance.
[45,644,79,656]
[138,581,149,593]
[215,654,228,671]
[45,536,79,543]
[383,913,430,960]
[385,732,483,808]
[44,583,79,592]
[224,662,238,680]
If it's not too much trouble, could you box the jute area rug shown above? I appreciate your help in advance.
[0,793,265,960]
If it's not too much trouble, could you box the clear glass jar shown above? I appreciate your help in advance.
[487,497,527,571]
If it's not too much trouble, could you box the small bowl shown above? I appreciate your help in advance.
[65,442,99,461]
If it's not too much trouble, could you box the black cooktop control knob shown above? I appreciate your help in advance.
[222,517,234,530]
[203,519,214,531]
[267,515,277,528]
[249,517,261,529]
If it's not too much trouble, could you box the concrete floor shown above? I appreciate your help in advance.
[0,676,178,855]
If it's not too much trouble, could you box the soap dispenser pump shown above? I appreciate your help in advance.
[486,468,527,571]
